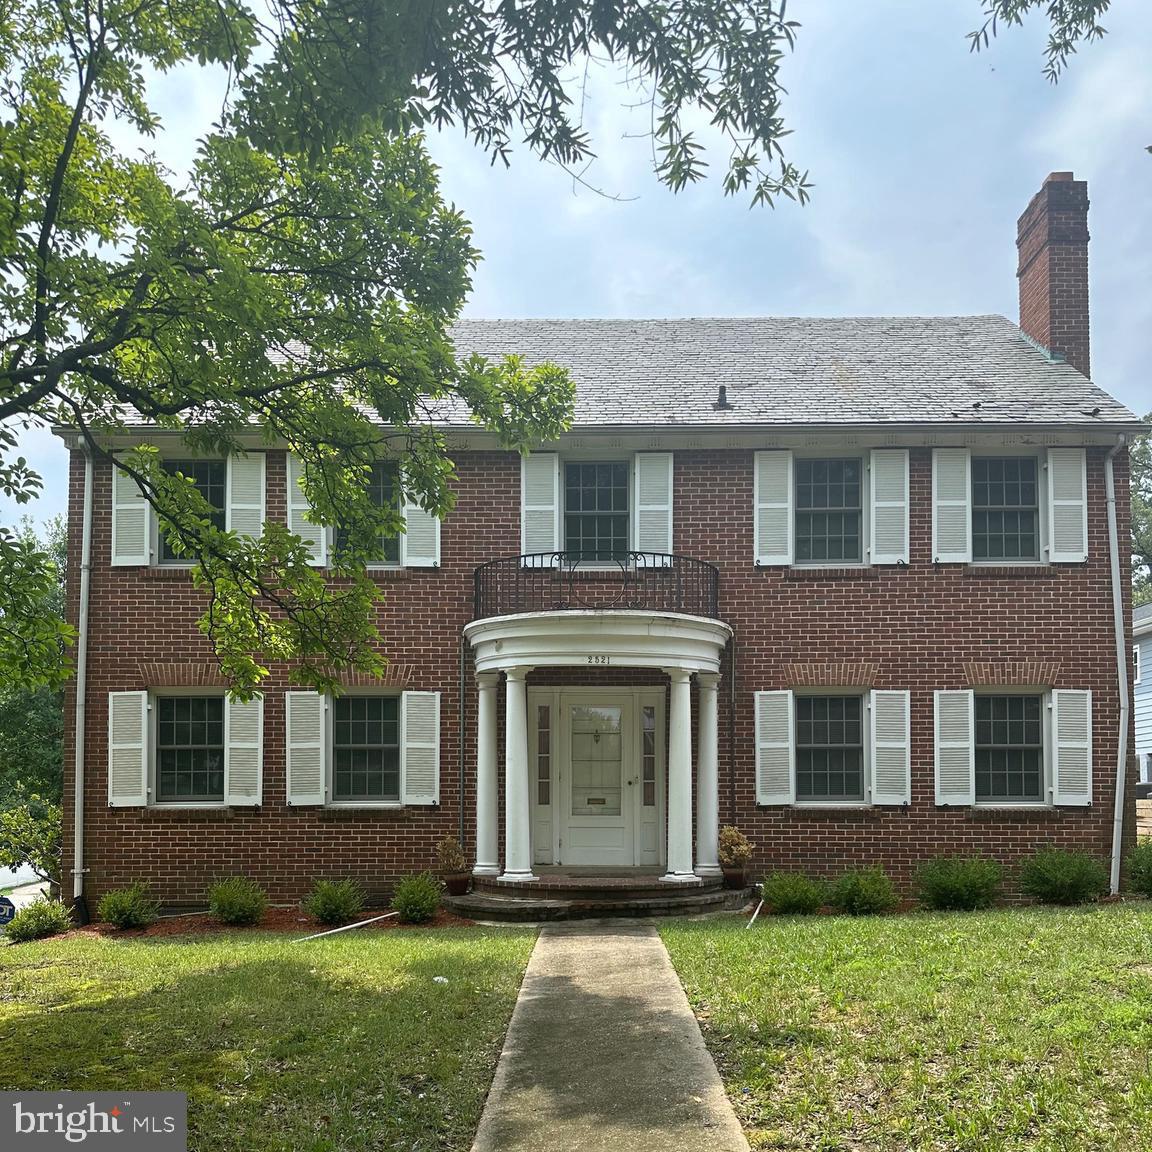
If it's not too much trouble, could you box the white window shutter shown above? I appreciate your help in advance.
[932,449,972,563]
[521,452,560,565]
[755,690,794,805]
[869,450,909,565]
[1047,448,1088,563]
[400,491,440,568]
[224,694,263,806]
[111,468,152,566]
[287,453,327,566]
[633,452,674,561]
[285,691,326,805]
[226,453,266,540]
[754,450,793,566]
[934,690,975,805]
[1052,689,1092,806]
[870,690,911,805]
[401,691,440,805]
[108,691,149,806]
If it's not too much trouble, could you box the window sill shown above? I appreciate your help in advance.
[318,804,407,819]
[965,806,1064,821]
[963,565,1059,579]
[141,566,195,580]
[782,567,879,582]
[779,805,881,821]
[137,806,239,821]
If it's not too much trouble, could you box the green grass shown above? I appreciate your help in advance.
[662,906,1152,1151]
[0,927,536,1151]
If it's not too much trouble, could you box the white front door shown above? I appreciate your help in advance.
[529,689,665,868]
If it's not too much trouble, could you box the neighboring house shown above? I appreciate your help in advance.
[1135,604,1152,794]
[58,172,1145,909]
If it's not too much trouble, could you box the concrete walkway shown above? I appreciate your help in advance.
[472,922,749,1152]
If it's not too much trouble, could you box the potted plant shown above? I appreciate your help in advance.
[718,825,753,889]
[436,835,471,896]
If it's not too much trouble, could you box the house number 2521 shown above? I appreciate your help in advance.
[587,655,611,665]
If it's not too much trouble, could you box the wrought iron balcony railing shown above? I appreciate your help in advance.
[472,552,720,621]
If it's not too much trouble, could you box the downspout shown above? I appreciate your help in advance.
[459,635,467,845]
[71,442,94,924]
[1105,436,1130,895]
[728,636,737,825]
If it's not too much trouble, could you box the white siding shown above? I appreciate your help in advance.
[1135,634,1152,767]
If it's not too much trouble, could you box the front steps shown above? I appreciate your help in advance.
[443,873,749,922]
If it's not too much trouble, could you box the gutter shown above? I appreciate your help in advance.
[71,443,94,923]
[1105,436,1130,894]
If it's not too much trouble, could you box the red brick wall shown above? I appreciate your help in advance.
[63,444,1137,906]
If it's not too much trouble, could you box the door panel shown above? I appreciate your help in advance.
[562,699,633,866]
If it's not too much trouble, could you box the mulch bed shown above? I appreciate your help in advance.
[71,907,475,940]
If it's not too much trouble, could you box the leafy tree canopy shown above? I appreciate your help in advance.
[1131,416,1151,606]
[0,0,1136,693]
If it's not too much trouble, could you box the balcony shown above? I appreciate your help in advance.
[472,552,720,621]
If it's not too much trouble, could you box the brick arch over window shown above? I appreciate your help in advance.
[962,660,1063,687]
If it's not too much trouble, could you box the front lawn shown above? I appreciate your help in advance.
[0,927,536,1151]
[662,906,1152,1151]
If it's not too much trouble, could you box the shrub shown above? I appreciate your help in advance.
[761,871,824,915]
[1018,848,1108,906]
[391,873,440,924]
[303,878,366,926]
[915,856,1003,911]
[5,897,71,943]
[97,882,159,929]
[717,825,754,869]
[1127,839,1152,898]
[829,866,899,916]
[207,875,267,925]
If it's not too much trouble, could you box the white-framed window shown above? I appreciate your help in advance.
[934,688,1091,807]
[521,451,673,564]
[754,449,909,567]
[932,447,1087,564]
[106,690,263,808]
[334,461,402,567]
[754,689,911,807]
[112,453,266,568]
[1134,643,1142,686]
[285,690,440,807]
[288,454,439,569]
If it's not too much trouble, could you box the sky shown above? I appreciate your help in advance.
[6,0,1151,532]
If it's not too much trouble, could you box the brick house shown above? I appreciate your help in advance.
[59,172,1143,913]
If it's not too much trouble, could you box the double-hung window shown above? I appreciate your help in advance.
[563,461,630,561]
[158,459,227,563]
[332,696,401,802]
[755,689,911,806]
[932,447,1088,564]
[794,695,865,802]
[754,449,909,567]
[155,696,225,802]
[335,462,402,566]
[934,688,1092,807]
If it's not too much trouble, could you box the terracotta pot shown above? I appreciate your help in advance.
[443,873,471,896]
[721,866,747,890]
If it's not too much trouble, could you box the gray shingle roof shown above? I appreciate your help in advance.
[1136,603,1152,630]
[448,315,1141,429]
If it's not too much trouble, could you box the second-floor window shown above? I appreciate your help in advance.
[335,461,401,566]
[564,461,630,561]
[795,458,863,564]
[159,460,226,563]
[972,457,1039,561]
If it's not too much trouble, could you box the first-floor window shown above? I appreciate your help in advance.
[795,695,864,802]
[975,694,1044,802]
[156,696,224,802]
[332,696,400,802]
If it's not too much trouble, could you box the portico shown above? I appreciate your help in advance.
[463,607,731,885]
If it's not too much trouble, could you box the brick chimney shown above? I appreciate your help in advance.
[1016,171,1091,377]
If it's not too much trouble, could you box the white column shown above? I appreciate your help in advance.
[662,668,697,883]
[694,672,722,878]
[473,674,500,876]
[498,666,537,882]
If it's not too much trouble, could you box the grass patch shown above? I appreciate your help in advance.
[662,906,1152,1151]
[0,927,535,1151]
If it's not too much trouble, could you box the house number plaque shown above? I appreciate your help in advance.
[587,655,611,665]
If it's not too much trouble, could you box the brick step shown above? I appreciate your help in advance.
[472,875,724,902]
[443,887,748,923]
